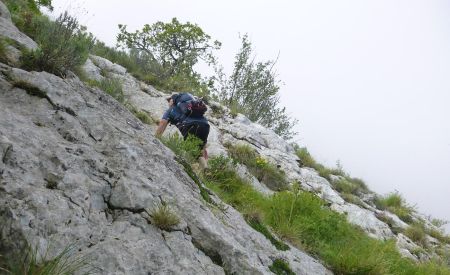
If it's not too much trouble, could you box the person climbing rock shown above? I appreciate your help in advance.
[156,93,210,168]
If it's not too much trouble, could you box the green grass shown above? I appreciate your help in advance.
[269,259,295,275]
[0,243,92,275]
[227,144,289,191]
[159,133,213,203]
[126,105,155,125]
[86,78,124,103]
[405,223,428,247]
[146,202,180,231]
[245,214,289,251]
[374,192,415,224]
[160,133,203,164]
[202,155,450,275]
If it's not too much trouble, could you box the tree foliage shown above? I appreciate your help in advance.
[213,34,298,140]
[117,18,221,76]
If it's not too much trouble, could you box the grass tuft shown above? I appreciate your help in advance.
[86,78,124,103]
[374,192,415,224]
[161,133,203,164]
[269,259,295,275]
[1,243,93,275]
[147,202,180,231]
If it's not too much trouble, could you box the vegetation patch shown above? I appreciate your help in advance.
[161,133,203,164]
[245,214,289,251]
[0,243,92,274]
[227,144,289,191]
[86,78,124,103]
[404,223,428,247]
[159,133,212,203]
[12,80,52,103]
[269,259,295,275]
[19,12,95,77]
[146,202,180,231]
[374,192,415,223]
[202,155,450,275]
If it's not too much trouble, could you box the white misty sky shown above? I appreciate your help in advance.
[49,0,450,231]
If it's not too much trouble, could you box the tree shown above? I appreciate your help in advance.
[117,18,221,76]
[213,34,298,140]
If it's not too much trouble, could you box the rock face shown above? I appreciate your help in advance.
[0,65,332,274]
[0,4,445,273]
[81,53,442,261]
[0,1,38,50]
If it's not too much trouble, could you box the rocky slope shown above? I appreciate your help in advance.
[0,2,331,274]
[1,1,448,273]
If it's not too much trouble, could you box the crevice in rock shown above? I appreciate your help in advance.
[1,143,12,164]
[191,237,226,271]
[219,128,263,149]
[102,194,145,214]
[12,80,56,106]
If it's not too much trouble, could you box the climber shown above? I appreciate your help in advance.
[156,93,210,167]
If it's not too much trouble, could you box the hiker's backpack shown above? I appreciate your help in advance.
[175,93,207,119]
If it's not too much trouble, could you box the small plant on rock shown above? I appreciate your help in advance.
[0,243,92,275]
[147,202,180,231]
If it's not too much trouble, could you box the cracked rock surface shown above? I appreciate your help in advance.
[0,63,331,274]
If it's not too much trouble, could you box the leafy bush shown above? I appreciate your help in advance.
[227,144,289,191]
[20,12,95,77]
[160,133,202,163]
[374,192,415,223]
[147,202,180,231]
[86,78,124,103]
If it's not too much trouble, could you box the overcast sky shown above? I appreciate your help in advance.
[49,0,450,231]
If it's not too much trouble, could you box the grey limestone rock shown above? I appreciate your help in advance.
[0,63,331,274]
[0,1,38,50]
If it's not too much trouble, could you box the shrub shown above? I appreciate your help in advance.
[161,133,202,163]
[87,78,124,103]
[147,202,180,231]
[20,12,95,77]
[374,192,415,223]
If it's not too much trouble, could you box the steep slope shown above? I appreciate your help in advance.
[1,1,449,273]
[0,3,331,273]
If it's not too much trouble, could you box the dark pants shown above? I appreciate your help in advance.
[178,121,210,149]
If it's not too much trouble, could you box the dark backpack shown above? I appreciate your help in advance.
[175,93,207,118]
